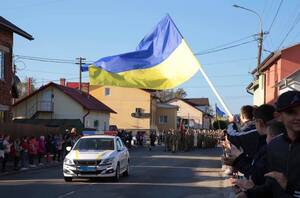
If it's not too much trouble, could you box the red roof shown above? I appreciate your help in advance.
[66,82,89,89]
[14,82,116,113]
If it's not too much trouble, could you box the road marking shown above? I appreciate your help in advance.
[57,191,75,198]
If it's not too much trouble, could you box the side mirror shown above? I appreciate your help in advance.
[66,146,72,152]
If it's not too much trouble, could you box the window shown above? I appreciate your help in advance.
[94,120,99,128]
[105,88,110,96]
[136,108,141,113]
[159,115,168,124]
[74,138,114,151]
[0,51,4,80]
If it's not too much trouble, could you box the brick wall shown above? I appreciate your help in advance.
[0,27,13,122]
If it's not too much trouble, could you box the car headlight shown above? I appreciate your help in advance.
[64,158,74,165]
[101,157,115,165]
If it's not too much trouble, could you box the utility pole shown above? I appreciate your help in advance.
[76,57,86,92]
[257,31,263,74]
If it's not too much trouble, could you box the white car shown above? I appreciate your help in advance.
[63,135,130,182]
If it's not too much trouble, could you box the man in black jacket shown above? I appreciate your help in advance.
[232,104,275,185]
[265,91,300,197]
[236,91,300,198]
[224,105,262,166]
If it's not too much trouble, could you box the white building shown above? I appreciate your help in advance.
[12,82,115,131]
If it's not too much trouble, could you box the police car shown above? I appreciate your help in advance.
[63,135,130,182]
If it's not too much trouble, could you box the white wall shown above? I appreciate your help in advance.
[84,111,110,131]
[52,88,84,120]
[253,75,265,106]
[13,86,111,131]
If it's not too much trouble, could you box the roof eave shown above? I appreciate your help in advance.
[0,17,34,40]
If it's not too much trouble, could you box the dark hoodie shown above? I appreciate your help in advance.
[227,120,262,159]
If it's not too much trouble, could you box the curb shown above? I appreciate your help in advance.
[0,162,63,178]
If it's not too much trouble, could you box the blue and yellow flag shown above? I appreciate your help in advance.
[82,15,201,90]
[215,104,226,119]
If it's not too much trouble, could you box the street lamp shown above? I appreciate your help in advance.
[233,4,263,71]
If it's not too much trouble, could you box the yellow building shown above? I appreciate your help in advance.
[168,98,206,129]
[90,86,157,133]
[156,103,178,132]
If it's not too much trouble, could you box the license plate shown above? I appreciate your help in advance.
[79,166,96,172]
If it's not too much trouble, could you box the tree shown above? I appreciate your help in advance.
[155,88,187,103]
[18,77,37,98]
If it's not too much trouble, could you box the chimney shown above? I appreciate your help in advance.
[60,78,66,86]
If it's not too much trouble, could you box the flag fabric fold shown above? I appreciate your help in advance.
[84,15,201,90]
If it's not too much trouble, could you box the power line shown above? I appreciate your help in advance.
[14,55,75,64]
[195,34,256,54]
[195,39,257,56]
[14,55,95,65]
[19,69,75,75]
[268,0,284,34]
[15,35,257,66]
[202,57,256,66]
[277,11,300,49]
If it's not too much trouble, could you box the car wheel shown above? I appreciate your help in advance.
[123,161,129,177]
[113,163,120,182]
[64,177,72,182]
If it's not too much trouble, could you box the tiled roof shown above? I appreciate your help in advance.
[183,98,209,106]
[13,82,116,113]
[0,16,34,40]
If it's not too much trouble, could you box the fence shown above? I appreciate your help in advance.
[0,123,60,138]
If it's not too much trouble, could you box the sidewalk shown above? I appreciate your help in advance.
[0,157,63,177]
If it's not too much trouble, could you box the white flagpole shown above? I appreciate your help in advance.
[157,15,233,117]
[198,65,233,118]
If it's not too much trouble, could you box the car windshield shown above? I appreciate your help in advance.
[74,138,114,151]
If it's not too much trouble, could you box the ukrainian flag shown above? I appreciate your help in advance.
[83,15,201,90]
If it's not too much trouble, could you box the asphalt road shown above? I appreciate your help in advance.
[0,146,228,198]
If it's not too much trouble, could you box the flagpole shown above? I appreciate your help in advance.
[167,14,233,118]
[198,65,233,118]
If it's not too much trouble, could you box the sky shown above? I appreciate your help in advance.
[2,0,300,114]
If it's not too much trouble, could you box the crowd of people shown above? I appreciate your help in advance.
[222,90,300,198]
[2,91,299,197]
[0,128,80,172]
[162,129,223,153]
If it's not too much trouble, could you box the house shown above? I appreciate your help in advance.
[276,69,300,94]
[90,85,157,133]
[182,98,212,129]
[247,43,300,105]
[168,98,208,129]
[0,16,33,122]
[12,82,116,131]
[156,103,178,132]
